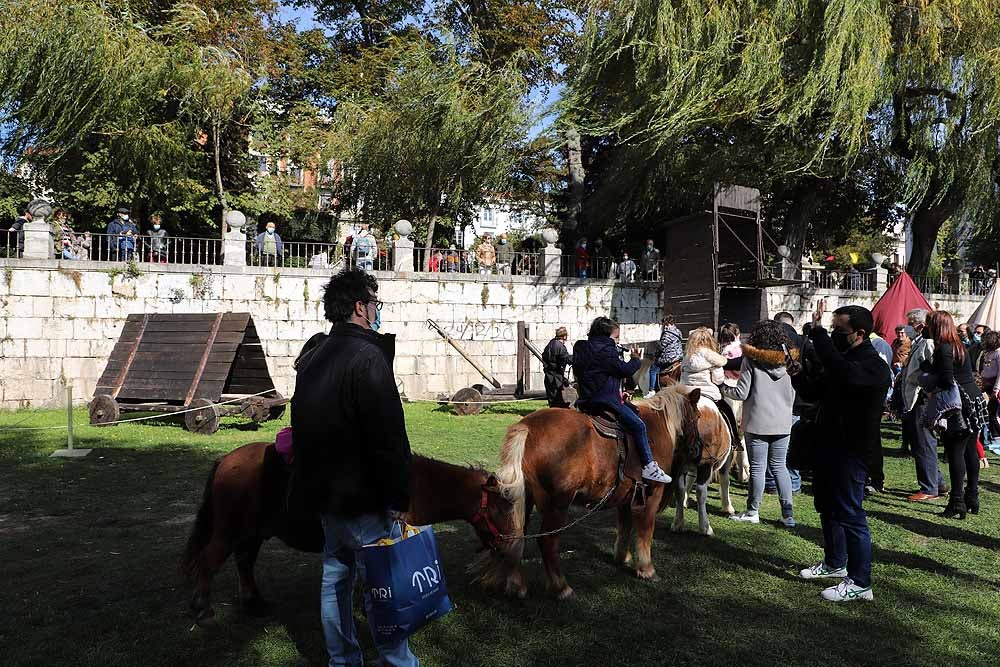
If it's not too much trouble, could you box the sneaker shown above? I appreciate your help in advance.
[779,516,796,528]
[729,512,760,524]
[799,561,848,580]
[820,577,874,602]
[644,391,656,399]
[641,461,672,485]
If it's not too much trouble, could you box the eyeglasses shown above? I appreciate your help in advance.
[365,299,384,311]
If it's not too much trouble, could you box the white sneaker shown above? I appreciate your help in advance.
[799,561,848,580]
[641,461,672,484]
[821,577,874,602]
[729,512,760,524]
[780,516,796,528]
[644,391,656,399]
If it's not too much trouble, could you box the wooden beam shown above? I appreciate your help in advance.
[111,314,150,399]
[185,313,224,407]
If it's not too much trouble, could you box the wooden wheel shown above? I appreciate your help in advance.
[89,394,120,426]
[185,398,220,434]
[451,387,483,416]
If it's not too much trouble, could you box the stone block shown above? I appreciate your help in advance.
[72,318,103,340]
[539,286,563,305]
[286,300,312,321]
[276,319,303,341]
[111,275,137,299]
[79,271,110,297]
[0,337,23,357]
[3,295,34,318]
[394,356,416,375]
[49,339,67,358]
[7,318,44,339]
[9,269,50,296]
[409,281,440,304]
[61,357,101,383]
[156,272,193,299]
[276,276,304,302]
[132,273,158,296]
[52,296,96,319]
[425,374,449,393]
[254,319,278,340]
[510,284,538,307]
[438,282,467,305]
[378,279,411,304]
[300,321,327,339]
[25,338,49,357]
[30,296,54,318]
[65,339,92,357]
[90,339,116,357]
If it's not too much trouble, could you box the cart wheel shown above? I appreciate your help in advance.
[89,394,120,426]
[471,383,488,395]
[267,391,287,421]
[451,387,483,416]
[185,398,220,434]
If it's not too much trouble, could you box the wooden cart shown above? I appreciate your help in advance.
[89,313,286,434]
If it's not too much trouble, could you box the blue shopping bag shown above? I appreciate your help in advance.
[360,522,453,648]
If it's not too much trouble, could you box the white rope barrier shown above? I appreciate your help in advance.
[403,397,543,405]
[0,389,277,432]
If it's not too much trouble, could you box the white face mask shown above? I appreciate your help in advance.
[153,225,160,231]
[266,228,275,235]
[121,215,129,221]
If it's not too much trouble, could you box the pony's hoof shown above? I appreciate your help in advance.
[194,609,217,628]
[670,522,684,533]
[701,525,714,537]
[636,568,657,581]
[556,586,575,600]
[723,507,735,516]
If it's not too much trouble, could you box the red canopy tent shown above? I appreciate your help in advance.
[871,272,931,340]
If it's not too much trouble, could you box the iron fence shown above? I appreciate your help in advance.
[413,247,543,276]
[561,255,663,282]
[2,228,20,258]
[59,233,221,265]
[809,269,873,291]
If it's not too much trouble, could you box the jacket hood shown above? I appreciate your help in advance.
[331,322,396,364]
[573,336,614,368]
[743,343,797,379]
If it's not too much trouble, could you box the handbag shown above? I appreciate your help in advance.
[360,522,453,649]
[786,411,821,472]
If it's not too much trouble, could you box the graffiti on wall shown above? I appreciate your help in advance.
[442,320,515,341]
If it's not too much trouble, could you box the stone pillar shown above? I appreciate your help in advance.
[874,265,889,292]
[22,199,54,259]
[541,228,561,278]
[222,210,247,267]
[946,271,962,294]
[393,219,414,273]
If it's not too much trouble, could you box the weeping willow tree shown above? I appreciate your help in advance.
[0,1,262,230]
[566,0,1000,274]
[334,36,532,268]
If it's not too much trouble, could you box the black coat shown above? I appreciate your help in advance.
[573,335,639,408]
[791,328,891,461]
[542,338,572,397]
[290,323,412,517]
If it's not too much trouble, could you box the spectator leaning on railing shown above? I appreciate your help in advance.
[148,214,169,263]
[476,234,496,274]
[255,223,284,266]
[10,205,31,257]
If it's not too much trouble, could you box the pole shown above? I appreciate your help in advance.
[66,386,73,451]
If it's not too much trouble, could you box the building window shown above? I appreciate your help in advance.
[289,166,304,186]
[319,193,332,210]
[481,208,494,224]
[257,155,268,173]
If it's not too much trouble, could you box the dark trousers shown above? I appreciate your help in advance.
[607,402,653,467]
[906,406,946,494]
[943,430,980,506]
[866,445,885,490]
[813,453,872,588]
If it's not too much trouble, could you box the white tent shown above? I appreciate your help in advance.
[967,281,1000,330]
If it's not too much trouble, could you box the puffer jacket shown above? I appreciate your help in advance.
[721,344,797,435]
[573,335,640,408]
[681,347,727,401]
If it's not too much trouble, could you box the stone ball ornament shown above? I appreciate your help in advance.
[224,209,247,231]
[394,219,412,239]
[541,228,559,246]
[28,198,53,220]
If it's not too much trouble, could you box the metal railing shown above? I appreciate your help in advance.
[413,247,542,276]
[2,228,20,258]
[561,255,663,282]
[810,268,873,291]
[82,233,221,264]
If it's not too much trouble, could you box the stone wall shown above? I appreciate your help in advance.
[0,259,664,409]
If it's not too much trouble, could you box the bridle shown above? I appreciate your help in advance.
[470,487,503,550]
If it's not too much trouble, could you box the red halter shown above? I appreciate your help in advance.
[470,488,502,549]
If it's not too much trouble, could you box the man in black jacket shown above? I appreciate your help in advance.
[291,269,417,667]
[792,302,890,603]
[542,326,573,407]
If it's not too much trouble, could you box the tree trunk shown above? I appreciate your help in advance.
[213,119,228,240]
[906,180,963,276]
[781,186,820,278]
[565,128,585,233]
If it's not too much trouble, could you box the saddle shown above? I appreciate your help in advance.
[581,406,648,509]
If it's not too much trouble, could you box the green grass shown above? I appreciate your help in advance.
[2,405,1000,666]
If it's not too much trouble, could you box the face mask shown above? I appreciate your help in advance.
[153,225,160,231]
[121,215,129,221]
[500,239,507,245]
[581,243,587,249]
[364,308,382,332]
[831,330,852,352]
[266,228,275,235]
[974,334,982,343]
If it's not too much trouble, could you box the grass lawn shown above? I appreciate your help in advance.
[2,402,1000,666]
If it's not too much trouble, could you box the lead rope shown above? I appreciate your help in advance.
[505,483,617,542]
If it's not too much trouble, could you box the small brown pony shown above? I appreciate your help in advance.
[182,442,514,625]
[669,395,735,536]
[473,385,702,599]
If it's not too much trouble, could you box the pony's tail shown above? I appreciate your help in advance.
[469,422,529,594]
[181,459,220,580]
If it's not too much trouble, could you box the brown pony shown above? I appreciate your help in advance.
[473,385,702,600]
[669,394,735,536]
[182,442,514,625]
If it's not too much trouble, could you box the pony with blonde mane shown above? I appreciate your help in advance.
[472,385,702,599]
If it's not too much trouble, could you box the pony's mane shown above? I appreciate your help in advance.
[639,384,693,447]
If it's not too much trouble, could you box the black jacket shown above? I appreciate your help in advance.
[791,328,891,461]
[542,338,572,391]
[290,323,411,517]
[573,335,639,408]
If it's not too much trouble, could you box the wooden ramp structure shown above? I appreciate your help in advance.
[89,313,286,434]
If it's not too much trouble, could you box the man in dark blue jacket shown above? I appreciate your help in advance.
[573,316,672,484]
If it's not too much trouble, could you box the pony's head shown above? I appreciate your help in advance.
[643,385,702,460]
[677,387,704,460]
[469,473,516,552]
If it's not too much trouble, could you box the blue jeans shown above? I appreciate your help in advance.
[647,363,661,393]
[766,415,801,492]
[746,433,793,519]
[813,453,872,588]
[606,402,653,467]
[320,512,419,667]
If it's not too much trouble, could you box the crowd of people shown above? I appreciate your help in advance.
[573,236,662,282]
